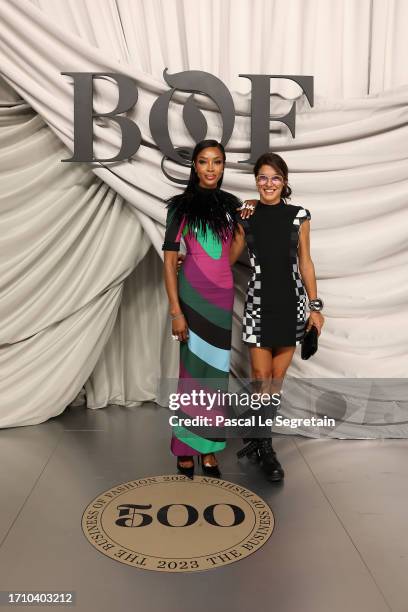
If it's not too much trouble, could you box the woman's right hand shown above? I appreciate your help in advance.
[172,314,189,342]
[237,200,258,219]
[177,253,185,274]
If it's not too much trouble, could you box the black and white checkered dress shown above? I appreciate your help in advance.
[239,200,311,348]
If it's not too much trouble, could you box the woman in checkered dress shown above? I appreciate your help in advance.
[230,152,324,482]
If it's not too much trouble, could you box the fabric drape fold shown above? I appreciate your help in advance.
[0,0,407,432]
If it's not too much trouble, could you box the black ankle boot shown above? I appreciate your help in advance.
[237,439,259,462]
[257,438,284,482]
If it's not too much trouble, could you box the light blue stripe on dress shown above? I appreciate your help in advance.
[187,329,230,372]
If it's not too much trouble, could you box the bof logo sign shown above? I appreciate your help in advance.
[61,69,313,182]
[82,475,274,572]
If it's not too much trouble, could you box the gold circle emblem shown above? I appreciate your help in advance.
[81,475,274,572]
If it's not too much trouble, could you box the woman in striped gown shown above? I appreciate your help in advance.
[162,140,244,479]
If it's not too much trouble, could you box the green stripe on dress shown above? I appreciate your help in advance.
[178,270,231,329]
[172,424,226,453]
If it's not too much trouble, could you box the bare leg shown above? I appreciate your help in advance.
[249,346,273,393]
[250,346,274,378]
[250,345,296,397]
[241,345,297,483]
[271,345,296,378]
[270,345,296,395]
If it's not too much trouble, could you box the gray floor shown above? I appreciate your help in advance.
[0,403,407,612]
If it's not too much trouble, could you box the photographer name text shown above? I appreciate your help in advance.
[169,415,336,429]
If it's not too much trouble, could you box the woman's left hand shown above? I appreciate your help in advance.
[307,311,324,335]
[237,199,257,219]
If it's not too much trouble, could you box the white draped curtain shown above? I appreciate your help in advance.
[0,0,407,431]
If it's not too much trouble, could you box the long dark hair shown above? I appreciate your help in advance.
[253,152,292,201]
[165,140,240,240]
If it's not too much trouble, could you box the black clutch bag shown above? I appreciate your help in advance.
[301,324,318,360]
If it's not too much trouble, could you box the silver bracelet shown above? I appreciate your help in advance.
[308,298,324,312]
[170,313,184,320]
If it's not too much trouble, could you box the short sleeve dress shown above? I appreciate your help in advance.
[240,199,311,348]
[162,185,239,456]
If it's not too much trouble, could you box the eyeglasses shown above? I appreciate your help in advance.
[256,174,284,186]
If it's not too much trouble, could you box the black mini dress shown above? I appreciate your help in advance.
[239,199,311,348]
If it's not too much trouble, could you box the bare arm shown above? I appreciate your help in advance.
[229,223,246,265]
[163,251,188,341]
[298,221,316,298]
[298,220,324,333]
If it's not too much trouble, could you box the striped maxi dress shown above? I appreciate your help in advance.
[162,186,236,456]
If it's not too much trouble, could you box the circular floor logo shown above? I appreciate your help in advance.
[82,475,274,572]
